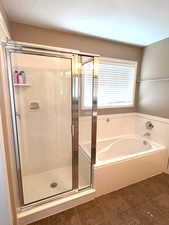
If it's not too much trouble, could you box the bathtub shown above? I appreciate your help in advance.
[94,135,167,197]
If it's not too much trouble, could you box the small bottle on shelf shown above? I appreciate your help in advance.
[13,70,19,84]
[18,71,24,84]
[18,71,26,84]
[20,71,26,83]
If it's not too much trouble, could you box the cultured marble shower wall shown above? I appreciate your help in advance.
[12,53,72,176]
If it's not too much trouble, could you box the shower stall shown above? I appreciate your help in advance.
[3,42,98,209]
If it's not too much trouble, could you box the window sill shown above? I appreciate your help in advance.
[98,104,134,109]
[80,106,135,116]
[81,104,135,110]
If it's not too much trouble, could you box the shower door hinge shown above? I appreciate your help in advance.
[71,124,75,136]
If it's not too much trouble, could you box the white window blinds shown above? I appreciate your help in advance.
[82,57,137,109]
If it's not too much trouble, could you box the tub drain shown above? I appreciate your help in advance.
[50,182,58,188]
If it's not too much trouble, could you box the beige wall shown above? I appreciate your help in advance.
[10,22,143,114]
[0,3,15,225]
[0,1,10,39]
[137,37,169,118]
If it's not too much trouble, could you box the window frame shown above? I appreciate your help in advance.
[81,57,138,110]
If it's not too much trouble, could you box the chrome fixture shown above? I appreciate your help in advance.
[145,121,154,130]
[143,132,151,137]
[29,102,40,110]
[50,182,58,188]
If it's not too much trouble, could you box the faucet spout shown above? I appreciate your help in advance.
[143,132,151,137]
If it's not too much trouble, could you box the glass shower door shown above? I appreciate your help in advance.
[78,55,95,189]
[5,43,98,208]
[9,51,75,205]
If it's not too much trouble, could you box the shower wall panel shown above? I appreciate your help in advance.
[12,53,72,176]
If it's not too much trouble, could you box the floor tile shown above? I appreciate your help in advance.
[152,193,169,213]
[117,182,149,207]
[77,200,110,225]
[135,200,163,225]
[120,207,150,225]
[139,177,169,200]
[29,208,82,225]
[97,191,130,217]
[28,173,169,225]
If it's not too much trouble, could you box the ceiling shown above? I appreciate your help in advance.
[2,0,169,46]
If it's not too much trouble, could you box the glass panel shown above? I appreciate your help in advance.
[79,56,94,189]
[11,53,73,204]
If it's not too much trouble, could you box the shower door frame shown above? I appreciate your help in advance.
[3,41,99,209]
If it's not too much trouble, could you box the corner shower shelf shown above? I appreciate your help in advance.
[14,84,31,87]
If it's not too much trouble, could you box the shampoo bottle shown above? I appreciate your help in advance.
[13,70,19,84]
[18,71,24,84]
[20,71,26,83]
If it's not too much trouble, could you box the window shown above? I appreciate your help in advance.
[81,57,137,109]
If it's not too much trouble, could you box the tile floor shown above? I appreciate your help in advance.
[29,173,169,225]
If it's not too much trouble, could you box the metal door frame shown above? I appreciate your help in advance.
[3,41,99,210]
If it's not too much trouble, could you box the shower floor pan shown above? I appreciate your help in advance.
[22,166,89,204]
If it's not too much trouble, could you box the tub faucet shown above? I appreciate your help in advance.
[143,132,151,137]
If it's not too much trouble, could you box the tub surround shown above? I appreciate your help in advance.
[97,112,169,148]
